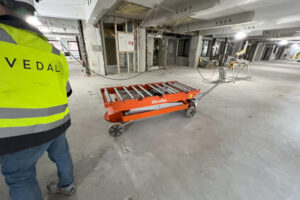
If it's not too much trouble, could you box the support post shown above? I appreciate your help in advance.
[136,21,139,73]
[137,26,146,72]
[99,19,108,75]
[133,20,136,73]
[114,17,121,74]
[189,33,203,68]
[126,19,130,73]
[77,20,91,76]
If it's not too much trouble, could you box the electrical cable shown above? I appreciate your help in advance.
[196,66,219,84]
[196,82,220,102]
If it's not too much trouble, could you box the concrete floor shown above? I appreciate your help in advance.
[1,60,300,200]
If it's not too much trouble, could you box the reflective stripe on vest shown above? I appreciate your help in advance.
[0,104,68,119]
[0,113,70,138]
[52,46,60,56]
[0,23,70,139]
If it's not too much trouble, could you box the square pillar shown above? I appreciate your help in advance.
[189,33,203,68]
[82,21,106,75]
[138,28,146,72]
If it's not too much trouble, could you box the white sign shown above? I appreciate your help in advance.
[118,32,134,52]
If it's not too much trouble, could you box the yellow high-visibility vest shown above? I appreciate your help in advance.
[0,23,70,142]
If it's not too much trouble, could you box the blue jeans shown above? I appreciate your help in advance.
[0,133,74,200]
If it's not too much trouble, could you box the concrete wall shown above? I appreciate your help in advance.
[167,39,177,65]
[176,56,189,66]
[82,22,106,75]
[166,37,191,66]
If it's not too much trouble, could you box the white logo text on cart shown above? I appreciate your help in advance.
[152,99,167,104]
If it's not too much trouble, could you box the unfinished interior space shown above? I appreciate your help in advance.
[0,0,300,200]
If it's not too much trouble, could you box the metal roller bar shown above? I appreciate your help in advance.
[114,88,123,101]
[167,82,188,92]
[148,84,165,95]
[162,83,179,93]
[175,81,195,91]
[104,89,112,102]
[173,82,191,91]
[132,86,145,98]
[154,84,173,94]
[160,83,178,94]
[123,87,134,99]
[138,85,153,96]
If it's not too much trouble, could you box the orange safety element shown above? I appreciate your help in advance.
[100,81,200,123]
[230,61,239,69]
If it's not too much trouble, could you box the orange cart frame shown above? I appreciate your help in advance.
[100,81,200,136]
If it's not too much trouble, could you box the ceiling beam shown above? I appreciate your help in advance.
[197,20,300,37]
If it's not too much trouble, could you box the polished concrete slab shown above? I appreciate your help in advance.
[1,60,300,200]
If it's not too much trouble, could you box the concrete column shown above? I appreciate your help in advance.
[82,21,106,75]
[253,43,265,61]
[189,34,203,68]
[77,20,90,75]
[233,41,242,55]
[160,38,168,66]
[269,45,277,61]
[147,37,154,67]
[138,28,146,72]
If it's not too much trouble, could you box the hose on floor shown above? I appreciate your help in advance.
[196,66,220,84]
[196,82,220,103]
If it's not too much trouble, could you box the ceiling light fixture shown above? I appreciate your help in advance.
[292,44,300,49]
[235,31,247,40]
[26,16,42,26]
[279,40,288,46]
[39,26,51,33]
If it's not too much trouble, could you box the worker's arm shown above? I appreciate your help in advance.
[67,81,72,97]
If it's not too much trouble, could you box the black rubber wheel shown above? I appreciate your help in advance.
[185,106,197,118]
[108,123,125,137]
[188,100,197,108]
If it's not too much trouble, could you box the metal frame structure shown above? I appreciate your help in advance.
[100,81,200,136]
[229,60,252,83]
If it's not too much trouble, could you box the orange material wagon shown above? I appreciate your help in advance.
[100,81,200,137]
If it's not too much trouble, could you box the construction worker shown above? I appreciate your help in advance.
[0,0,76,199]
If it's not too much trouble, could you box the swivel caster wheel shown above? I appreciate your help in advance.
[185,106,197,118]
[108,123,125,137]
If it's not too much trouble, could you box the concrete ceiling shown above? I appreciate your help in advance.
[35,0,300,41]
[35,0,87,19]
[42,17,79,35]
[190,0,290,20]
[139,0,300,27]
